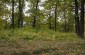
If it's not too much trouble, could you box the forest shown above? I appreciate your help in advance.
[0,0,85,55]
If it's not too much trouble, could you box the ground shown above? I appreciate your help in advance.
[0,27,85,55]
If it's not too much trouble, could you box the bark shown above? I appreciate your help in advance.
[48,11,51,29]
[21,0,23,27]
[54,3,57,31]
[11,0,14,28]
[18,0,23,27]
[80,0,84,38]
[64,1,66,32]
[33,0,39,28]
[75,0,80,36]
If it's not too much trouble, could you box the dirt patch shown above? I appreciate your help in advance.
[0,40,85,55]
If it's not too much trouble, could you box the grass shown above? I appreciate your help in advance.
[0,27,80,41]
[0,27,85,55]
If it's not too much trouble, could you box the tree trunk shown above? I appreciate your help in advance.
[5,18,7,29]
[11,0,14,28]
[48,11,51,29]
[18,0,23,27]
[21,0,23,27]
[33,0,39,28]
[64,1,66,32]
[54,3,57,31]
[80,0,84,38]
[75,0,80,36]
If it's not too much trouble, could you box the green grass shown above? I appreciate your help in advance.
[0,27,85,55]
[0,27,81,41]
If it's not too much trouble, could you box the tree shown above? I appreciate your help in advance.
[54,2,57,31]
[18,0,24,27]
[32,0,39,28]
[43,0,53,30]
[29,0,40,28]
[48,11,52,29]
[11,0,15,28]
[75,0,80,35]
[80,0,84,38]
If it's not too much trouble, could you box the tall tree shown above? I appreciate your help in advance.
[18,0,24,27]
[54,2,57,31]
[11,0,14,28]
[43,0,53,30]
[63,0,66,32]
[33,0,39,28]
[75,0,80,35]
[80,0,84,38]
[48,11,52,29]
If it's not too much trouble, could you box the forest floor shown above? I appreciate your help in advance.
[0,27,85,55]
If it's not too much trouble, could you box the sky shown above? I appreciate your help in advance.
[41,0,46,2]
[24,0,45,16]
[4,0,46,19]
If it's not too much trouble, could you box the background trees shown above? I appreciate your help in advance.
[0,0,84,38]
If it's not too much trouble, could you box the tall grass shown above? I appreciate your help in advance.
[0,27,83,42]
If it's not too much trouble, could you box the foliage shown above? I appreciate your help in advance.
[0,27,81,41]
